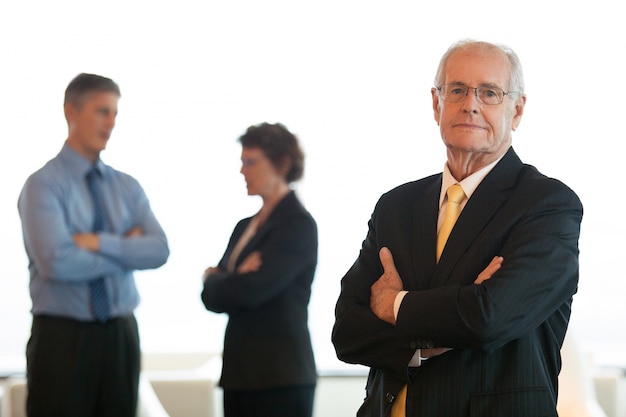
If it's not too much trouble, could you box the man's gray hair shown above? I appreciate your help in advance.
[434,39,525,94]
[64,73,120,107]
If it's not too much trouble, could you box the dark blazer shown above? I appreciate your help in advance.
[332,148,583,417]
[202,191,318,390]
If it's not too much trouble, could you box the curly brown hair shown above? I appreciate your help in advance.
[238,122,305,183]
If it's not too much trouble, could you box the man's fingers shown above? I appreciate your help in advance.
[475,256,503,284]
[421,347,452,358]
[125,226,143,238]
[379,247,398,275]
[486,256,503,274]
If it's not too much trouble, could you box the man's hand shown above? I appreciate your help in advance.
[370,247,404,325]
[475,256,503,284]
[73,233,99,251]
[237,251,262,274]
[421,347,453,358]
[125,226,143,238]
[369,253,502,326]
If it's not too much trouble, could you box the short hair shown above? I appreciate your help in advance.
[64,73,121,107]
[238,122,305,183]
[434,40,525,94]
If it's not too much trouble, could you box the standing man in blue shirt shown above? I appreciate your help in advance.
[17,73,170,417]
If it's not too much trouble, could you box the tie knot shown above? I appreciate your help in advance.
[86,167,100,182]
[447,184,465,204]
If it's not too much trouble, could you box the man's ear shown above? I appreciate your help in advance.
[511,94,526,131]
[431,88,441,126]
[64,102,76,125]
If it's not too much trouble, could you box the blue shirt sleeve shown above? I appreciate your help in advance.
[18,145,170,320]
[19,173,126,282]
[97,177,170,270]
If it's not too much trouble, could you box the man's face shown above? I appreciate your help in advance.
[432,48,525,158]
[65,91,119,162]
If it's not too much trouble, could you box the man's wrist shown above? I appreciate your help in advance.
[393,290,408,320]
[408,348,422,367]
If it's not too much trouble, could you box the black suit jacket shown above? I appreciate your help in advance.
[202,191,318,390]
[332,148,583,417]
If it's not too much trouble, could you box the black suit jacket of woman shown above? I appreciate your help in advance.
[202,191,318,390]
[332,147,583,417]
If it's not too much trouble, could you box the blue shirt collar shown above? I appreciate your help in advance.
[59,142,106,178]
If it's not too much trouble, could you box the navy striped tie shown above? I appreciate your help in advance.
[86,168,111,323]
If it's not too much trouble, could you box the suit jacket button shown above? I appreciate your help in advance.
[409,341,418,349]
[385,392,395,403]
[426,340,434,348]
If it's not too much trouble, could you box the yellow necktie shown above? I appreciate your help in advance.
[390,385,408,417]
[436,184,466,262]
[390,185,466,417]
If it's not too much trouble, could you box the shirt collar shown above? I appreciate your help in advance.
[439,154,504,208]
[59,142,106,178]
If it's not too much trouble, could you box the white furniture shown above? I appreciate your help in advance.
[594,368,626,417]
[2,343,624,417]
[1,374,173,417]
[557,328,609,417]
[1,377,26,417]
[137,375,172,417]
[141,352,221,417]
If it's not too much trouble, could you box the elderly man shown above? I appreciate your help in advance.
[332,40,583,417]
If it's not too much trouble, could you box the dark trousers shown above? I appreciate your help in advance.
[223,385,316,417]
[26,315,140,417]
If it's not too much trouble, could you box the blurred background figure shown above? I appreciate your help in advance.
[201,122,318,417]
[17,73,169,417]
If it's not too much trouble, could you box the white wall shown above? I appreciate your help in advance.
[1,0,624,373]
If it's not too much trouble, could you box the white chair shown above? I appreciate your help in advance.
[0,375,171,417]
[138,374,172,417]
[1,376,26,417]
[593,368,626,417]
[141,352,222,417]
[557,327,608,417]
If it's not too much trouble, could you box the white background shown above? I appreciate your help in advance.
[1,0,624,372]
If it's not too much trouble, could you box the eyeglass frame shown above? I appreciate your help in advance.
[241,157,263,167]
[435,84,521,105]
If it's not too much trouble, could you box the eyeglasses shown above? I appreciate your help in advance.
[241,157,262,167]
[436,84,519,105]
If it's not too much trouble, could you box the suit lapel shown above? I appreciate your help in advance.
[410,177,441,290]
[431,148,524,287]
[232,191,296,267]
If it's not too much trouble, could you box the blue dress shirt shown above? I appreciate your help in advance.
[18,143,170,321]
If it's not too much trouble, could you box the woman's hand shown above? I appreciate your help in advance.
[237,251,262,274]
[203,267,221,282]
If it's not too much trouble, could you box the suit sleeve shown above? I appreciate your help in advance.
[332,198,417,380]
[201,210,317,314]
